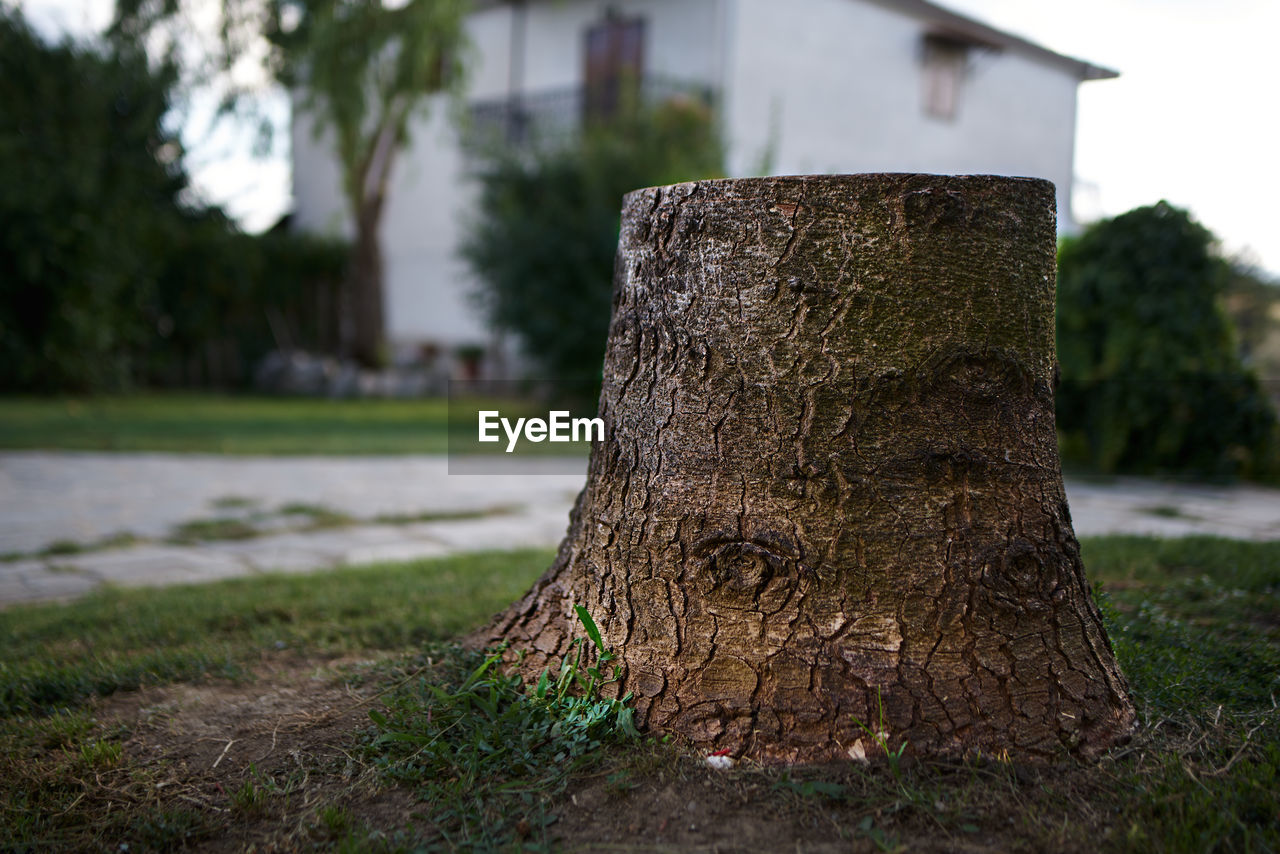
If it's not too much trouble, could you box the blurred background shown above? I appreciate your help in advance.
[3,0,1279,483]
[3,7,1278,844]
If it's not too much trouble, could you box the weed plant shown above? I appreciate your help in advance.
[365,607,639,852]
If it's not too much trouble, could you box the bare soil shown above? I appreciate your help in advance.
[555,756,1106,854]
[84,654,1111,853]
[93,653,429,851]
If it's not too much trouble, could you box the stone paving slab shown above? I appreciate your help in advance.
[8,562,99,602]
[340,541,453,566]
[406,509,576,551]
[0,451,585,555]
[1066,477,1280,540]
[64,545,248,587]
[2,452,1279,608]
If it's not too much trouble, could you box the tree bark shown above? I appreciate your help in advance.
[479,174,1136,763]
[348,204,386,368]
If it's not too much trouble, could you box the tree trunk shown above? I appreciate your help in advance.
[348,205,386,368]
[479,174,1136,763]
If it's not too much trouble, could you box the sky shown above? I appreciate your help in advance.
[935,0,1280,275]
[15,0,291,233]
[16,0,1280,276]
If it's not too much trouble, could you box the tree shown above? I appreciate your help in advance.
[113,0,470,367]
[477,175,1136,763]
[1222,261,1279,368]
[270,0,468,366]
[462,97,724,390]
[0,8,185,391]
[1056,202,1276,476]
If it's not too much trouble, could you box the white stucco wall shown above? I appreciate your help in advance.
[292,98,493,351]
[291,0,1093,356]
[290,0,723,353]
[289,95,349,240]
[722,0,1082,231]
[290,6,511,351]
[509,0,722,92]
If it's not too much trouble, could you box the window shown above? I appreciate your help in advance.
[921,33,970,121]
[583,14,646,122]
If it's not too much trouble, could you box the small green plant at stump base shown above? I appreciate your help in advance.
[366,606,638,850]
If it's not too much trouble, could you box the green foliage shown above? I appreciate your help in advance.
[1223,262,1280,393]
[230,769,273,815]
[140,225,349,388]
[111,0,472,362]
[1056,202,1277,476]
[463,99,725,389]
[366,608,638,851]
[0,9,349,392]
[0,9,183,392]
[264,0,469,212]
[259,0,471,365]
[1222,262,1280,366]
[849,686,909,779]
[78,738,123,770]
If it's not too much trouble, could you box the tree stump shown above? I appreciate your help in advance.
[480,174,1136,763]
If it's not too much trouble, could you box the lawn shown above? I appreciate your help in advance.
[0,394,596,458]
[0,395,454,455]
[1,537,1276,852]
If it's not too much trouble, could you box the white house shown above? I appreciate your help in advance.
[290,0,1116,366]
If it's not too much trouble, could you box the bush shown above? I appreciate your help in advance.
[462,97,725,391]
[139,220,349,389]
[1222,261,1280,379]
[0,9,183,392]
[1056,202,1276,477]
[0,8,349,392]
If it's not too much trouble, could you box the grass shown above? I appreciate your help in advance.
[366,608,639,850]
[370,505,518,525]
[1140,503,1199,520]
[0,394,596,458]
[3,532,146,564]
[1068,538,1277,851]
[1085,536,1280,714]
[0,394,454,455]
[1,501,514,562]
[0,549,552,716]
[0,536,1276,852]
[163,501,357,545]
[168,516,262,543]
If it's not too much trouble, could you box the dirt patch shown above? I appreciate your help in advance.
[91,653,429,850]
[554,752,1110,854]
[79,657,1113,852]
[99,654,362,772]
[557,768,867,853]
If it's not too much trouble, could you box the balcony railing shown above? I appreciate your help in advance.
[464,76,716,150]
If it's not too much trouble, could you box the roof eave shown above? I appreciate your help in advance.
[866,0,1119,82]
[1081,63,1120,81]
[471,0,1120,82]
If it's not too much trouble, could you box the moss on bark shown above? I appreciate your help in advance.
[479,174,1135,763]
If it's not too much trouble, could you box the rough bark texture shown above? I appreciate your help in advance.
[479,174,1136,763]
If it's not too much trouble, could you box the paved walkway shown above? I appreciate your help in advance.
[2,451,1278,607]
